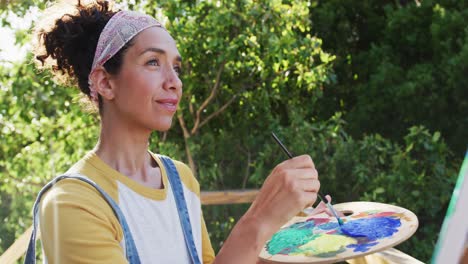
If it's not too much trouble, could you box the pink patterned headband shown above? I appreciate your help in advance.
[88,10,164,102]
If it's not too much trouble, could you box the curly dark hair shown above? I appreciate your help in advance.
[33,0,133,108]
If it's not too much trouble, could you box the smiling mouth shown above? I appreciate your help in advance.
[156,99,178,112]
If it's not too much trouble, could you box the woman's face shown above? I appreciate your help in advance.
[106,26,182,132]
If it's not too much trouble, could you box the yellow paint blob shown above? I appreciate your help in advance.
[296,234,356,256]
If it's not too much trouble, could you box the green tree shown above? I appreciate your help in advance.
[157,0,334,178]
[0,59,100,254]
[309,0,468,155]
[0,1,460,263]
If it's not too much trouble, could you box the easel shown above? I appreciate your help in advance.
[431,151,468,264]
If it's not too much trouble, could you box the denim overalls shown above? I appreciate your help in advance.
[24,155,201,264]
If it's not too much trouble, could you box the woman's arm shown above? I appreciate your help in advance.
[213,155,320,264]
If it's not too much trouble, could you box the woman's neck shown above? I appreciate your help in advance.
[94,117,158,182]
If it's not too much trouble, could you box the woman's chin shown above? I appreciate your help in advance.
[151,119,173,132]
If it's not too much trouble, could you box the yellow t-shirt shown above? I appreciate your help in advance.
[39,151,215,264]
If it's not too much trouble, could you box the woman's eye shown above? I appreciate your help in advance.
[174,66,182,75]
[147,59,159,66]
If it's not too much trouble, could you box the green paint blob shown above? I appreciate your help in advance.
[297,234,356,256]
[267,227,317,255]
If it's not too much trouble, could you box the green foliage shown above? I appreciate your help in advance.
[0,0,45,16]
[203,204,248,251]
[0,58,99,254]
[310,0,468,155]
[325,125,457,261]
[0,0,462,263]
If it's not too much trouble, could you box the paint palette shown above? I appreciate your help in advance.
[259,201,418,263]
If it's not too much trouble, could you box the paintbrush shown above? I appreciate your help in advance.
[271,132,344,226]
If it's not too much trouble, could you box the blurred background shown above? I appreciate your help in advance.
[0,0,466,262]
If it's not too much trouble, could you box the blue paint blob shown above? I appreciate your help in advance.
[318,222,340,231]
[347,242,379,252]
[340,217,401,240]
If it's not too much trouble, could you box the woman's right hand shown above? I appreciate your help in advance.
[214,155,320,264]
[245,154,320,236]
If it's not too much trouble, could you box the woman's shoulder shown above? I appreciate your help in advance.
[38,174,121,238]
[37,175,124,260]
[39,175,114,213]
[39,151,121,223]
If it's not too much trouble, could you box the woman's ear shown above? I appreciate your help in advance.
[89,67,115,100]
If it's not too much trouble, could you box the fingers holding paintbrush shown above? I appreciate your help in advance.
[245,154,320,233]
[303,195,345,217]
[271,132,344,225]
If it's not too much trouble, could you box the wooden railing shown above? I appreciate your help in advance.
[200,189,259,205]
[0,189,424,264]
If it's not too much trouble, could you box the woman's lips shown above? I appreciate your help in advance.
[156,98,178,112]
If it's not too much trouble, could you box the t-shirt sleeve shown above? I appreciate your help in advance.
[201,214,216,264]
[39,179,126,264]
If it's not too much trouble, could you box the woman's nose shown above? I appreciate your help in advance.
[163,67,182,92]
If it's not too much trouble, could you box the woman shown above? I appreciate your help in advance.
[30,1,327,263]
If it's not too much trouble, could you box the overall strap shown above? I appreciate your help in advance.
[24,174,141,264]
[159,156,201,264]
